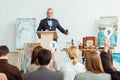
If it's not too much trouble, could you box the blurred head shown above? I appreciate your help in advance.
[67,46,79,65]
[46,8,53,18]
[31,46,43,65]
[38,49,52,66]
[85,51,104,73]
[0,45,9,57]
[0,73,7,80]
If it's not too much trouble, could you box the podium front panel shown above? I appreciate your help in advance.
[41,33,53,49]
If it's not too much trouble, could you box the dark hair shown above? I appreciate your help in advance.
[31,46,43,64]
[108,50,116,71]
[47,8,53,12]
[0,45,9,57]
[38,49,52,65]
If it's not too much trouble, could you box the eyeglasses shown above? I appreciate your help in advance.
[47,13,53,14]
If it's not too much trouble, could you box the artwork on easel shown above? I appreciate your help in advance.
[16,18,36,49]
[98,16,118,47]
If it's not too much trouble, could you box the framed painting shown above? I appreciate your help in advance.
[98,16,118,47]
[16,18,36,49]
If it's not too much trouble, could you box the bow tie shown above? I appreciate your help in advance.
[47,18,53,21]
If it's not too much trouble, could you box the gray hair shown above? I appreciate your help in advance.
[47,8,53,12]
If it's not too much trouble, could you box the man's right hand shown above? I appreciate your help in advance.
[65,29,69,35]
[45,29,49,31]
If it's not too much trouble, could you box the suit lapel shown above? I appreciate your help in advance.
[45,18,48,26]
[52,19,55,27]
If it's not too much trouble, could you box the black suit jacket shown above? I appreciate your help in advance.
[24,67,63,80]
[37,18,66,34]
[0,59,23,80]
[100,51,120,80]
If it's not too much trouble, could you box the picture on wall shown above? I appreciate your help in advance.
[98,16,118,47]
[16,18,36,49]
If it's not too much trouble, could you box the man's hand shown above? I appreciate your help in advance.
[45,29,49,31]
[65,29,69,35]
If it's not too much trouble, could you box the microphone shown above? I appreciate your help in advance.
[48,20,52,30]
[48,26,52,30]
[71,39,74,46]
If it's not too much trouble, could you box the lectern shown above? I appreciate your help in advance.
[36,31,58,49]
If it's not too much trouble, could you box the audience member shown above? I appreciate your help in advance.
[0,73,7,80]
[60,46,86,80]
[100,40,120,80]
[26,46,58,73]
[26,46,43,73]
[74,51,111,80]
[24,49,63,80]
[0,45,23,80]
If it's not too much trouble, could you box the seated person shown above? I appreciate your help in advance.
[60,46,86,80]
[24,49,63,80]
[0,45,23,80]
[26,46,58,73]
[100,40,120,80]
[74,51,111,80]
[26,46,43,73]
[0,73,7,80]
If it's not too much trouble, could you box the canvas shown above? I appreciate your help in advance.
[16,18,36,49]
[98,16,118,46]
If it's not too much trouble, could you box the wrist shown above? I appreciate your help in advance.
[104,47,109,52]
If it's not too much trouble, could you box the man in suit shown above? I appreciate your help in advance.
[0,45,23,80]
[37,8,68,35]
[24,49,63,80]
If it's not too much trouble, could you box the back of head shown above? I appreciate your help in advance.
[31,46,43,64]
[85,51,104,73]
[67,46,78,65]
[38,49,52,66]
[0,45,9,57]
[0,73,7,80]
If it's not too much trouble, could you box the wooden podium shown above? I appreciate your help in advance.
[36,31,58,49]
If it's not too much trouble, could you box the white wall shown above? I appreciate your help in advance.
[0,0,120,52]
